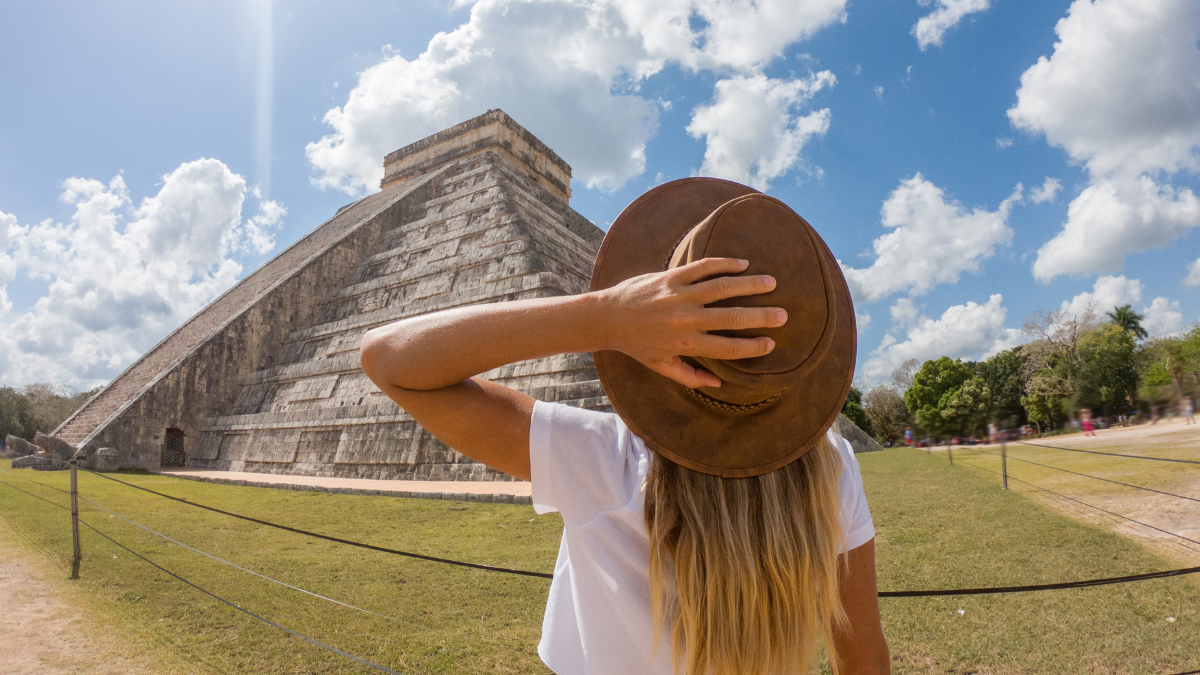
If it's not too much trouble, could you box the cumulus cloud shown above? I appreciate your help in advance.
[912,0,991,50]
[0,160,284,388]
[1009,0,1200,280]
[856,310,871,336]
[840,174,1020,303]
[1060,274,1142,316]
[863,294,1023,381]
[1031,176,1200,281]
[889,297,920,329]
[687,72,834,189]
[307,0,848,195]
[1029,177,1061,204]
[0,211,16,318]
[1143,296,1185,336]
[1186,257,1200,286]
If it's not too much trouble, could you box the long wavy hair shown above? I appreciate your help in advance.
[644,435,846,675]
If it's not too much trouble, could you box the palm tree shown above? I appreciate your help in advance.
[1107,304,1147,340]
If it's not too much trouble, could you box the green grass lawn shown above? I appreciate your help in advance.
[2,450,1198,675]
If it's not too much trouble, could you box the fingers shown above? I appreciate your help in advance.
[685,334,777,361]
[646,356,723,389]
[690,271,777,303]
[673,257,749,284]
[699,306,787,332]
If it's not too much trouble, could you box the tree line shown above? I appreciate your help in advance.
[0,384,100,442]
[841,304,1200,445]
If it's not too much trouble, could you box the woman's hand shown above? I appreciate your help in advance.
[598,257,787,389]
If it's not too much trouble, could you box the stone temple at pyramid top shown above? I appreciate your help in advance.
[53,110,609,480]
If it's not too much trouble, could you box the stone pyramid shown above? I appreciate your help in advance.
[52,110,880,478]
[55,110,609,480]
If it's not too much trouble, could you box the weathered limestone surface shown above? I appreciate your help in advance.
[34,432,76,463]
[4,435,38,457]
[94,448,120,472]
[54,111,608,478]
[833,416,885,453]
[12,455,56,470]
[50,110,877,478]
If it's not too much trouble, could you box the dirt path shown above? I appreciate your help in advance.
[0,519,162,675]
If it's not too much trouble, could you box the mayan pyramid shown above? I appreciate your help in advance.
[54,110,610,480]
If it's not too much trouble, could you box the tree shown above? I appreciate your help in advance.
[904,357,973,438]
[0,387,37,441]
[1022,303,1099,404]
[1106,304,1147,340]
[1140,323,1200,403]
[1074,324,1139,415]
[890,358,919,392]
[0,384,99,442]
[863,385,910,445]
[841,387,874,436]
[940,375,991,437]
[975,347,1029,429]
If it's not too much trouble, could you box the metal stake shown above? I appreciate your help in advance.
[1001,441,1008,490]
[70,458,81,578]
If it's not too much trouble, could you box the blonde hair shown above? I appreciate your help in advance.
[644,436,846,675]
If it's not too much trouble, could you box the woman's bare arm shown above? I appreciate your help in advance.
[359,258,785,480]
[834,539,891,674]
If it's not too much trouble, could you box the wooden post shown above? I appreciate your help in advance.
[1001,441,1008,490]
[948,443,953,466]
[70,458,81,578]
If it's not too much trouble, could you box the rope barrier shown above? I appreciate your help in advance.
[77,519,408,675]
[955,457,1200,556]
[6,470,1200,598]
[77,468,555,579]
[3,468,1200,673]
[1018,440,1200,466]
[0,472,535,655]
[991,452,1200,505]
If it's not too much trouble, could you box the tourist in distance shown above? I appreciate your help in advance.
[360,178,889,675]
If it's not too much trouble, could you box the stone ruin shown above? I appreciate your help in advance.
[44,110,879,481]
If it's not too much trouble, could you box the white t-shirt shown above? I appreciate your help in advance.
[530,401,876,675]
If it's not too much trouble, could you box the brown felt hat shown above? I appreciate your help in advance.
[589,177,857,478]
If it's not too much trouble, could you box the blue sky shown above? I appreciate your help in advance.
[2,0,1198,389]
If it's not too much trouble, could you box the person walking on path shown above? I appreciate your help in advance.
[1081,409,1096,437]
[1185,395,1196,425]
[361,179,890,675]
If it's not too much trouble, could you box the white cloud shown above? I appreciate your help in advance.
[1009,0,1200,280]
[840,174,1020,303]
[913,0,991,51]
[1060,274,1142,316]
[863,294,1022,380]
[874,85,884,100]
[1143,296,1185,336]
[1186,257,1200,286]
[307,0,849,195]
[687,72,834,189]
[0,160,283,388]
[1029,177,1061,204]
[0,211,16,318]
[995,136,1013,149]
[890,297,919,329]
[856,310,871,336]
[1031,176,1200,281]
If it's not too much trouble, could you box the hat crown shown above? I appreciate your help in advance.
[668,194,836,407]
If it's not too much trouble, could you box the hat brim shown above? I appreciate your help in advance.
[589,178,857,477]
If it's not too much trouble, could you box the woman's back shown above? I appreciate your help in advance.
[531,401,875,675]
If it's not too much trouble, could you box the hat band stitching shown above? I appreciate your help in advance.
[684,386,783,413]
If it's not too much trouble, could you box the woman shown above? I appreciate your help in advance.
[360,179,890,675]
